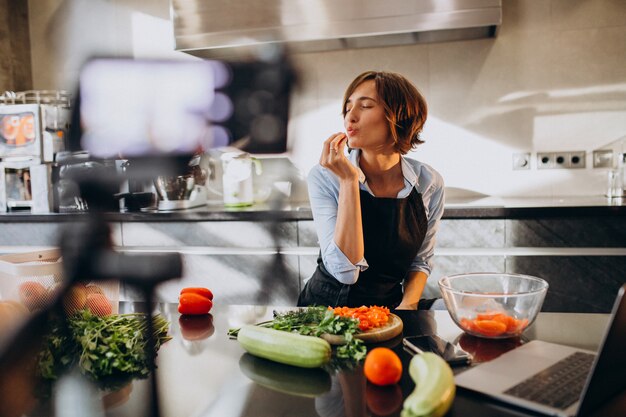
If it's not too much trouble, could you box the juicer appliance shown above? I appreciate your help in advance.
[0,91,71,212]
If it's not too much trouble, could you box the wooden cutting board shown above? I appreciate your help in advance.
[321,313,403,345]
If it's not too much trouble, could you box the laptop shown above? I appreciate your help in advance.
[455,284,626,417]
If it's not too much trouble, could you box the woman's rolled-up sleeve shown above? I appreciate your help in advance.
[308,166,368,285]
[409,169,445,276]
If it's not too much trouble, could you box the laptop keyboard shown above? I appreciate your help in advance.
[504,351,595,410]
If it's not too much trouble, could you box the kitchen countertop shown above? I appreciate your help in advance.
[6,303,622,417]
[0,195,625,222]
[442,195,626,218]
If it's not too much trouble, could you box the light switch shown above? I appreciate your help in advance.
[593,150,613,168]
[512,153,531,170]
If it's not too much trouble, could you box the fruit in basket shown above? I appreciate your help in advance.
[363,347,403,386]
[18,281,48,311]
[63,285,87,316]
[86,284,105,295]
[86,293,113,317]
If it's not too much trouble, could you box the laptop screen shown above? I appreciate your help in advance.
[577,284,626,416]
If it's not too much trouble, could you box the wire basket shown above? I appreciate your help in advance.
[0,249,119,315]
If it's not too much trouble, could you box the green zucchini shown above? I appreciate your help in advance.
[239,353,331,397]
[237,325,331,368]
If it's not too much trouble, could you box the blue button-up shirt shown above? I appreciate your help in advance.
[307,149,445,285]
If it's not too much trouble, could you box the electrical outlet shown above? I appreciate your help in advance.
[554,153,568,168]
[537,152,553,169]
[512,153,531,170]
[537,151,587,169]
[569,151,586,168]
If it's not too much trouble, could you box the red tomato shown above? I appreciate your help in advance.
[178,293,213,315]
[180,287,213,300]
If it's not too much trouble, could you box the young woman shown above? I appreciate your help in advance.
[297,71,445,310]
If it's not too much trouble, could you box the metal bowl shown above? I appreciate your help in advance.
[154,175,195,201]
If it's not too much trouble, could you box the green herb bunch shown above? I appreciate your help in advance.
[264,306,367,365]
[38,310,171,391]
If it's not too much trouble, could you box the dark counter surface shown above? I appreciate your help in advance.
[442,195,626,219]
[0,195,625,222]
[11,303,620,417]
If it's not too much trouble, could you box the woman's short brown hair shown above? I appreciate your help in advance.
[342,71,428,154]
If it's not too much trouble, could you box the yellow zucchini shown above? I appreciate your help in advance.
[237,325,332,368]
[402,352,456,417]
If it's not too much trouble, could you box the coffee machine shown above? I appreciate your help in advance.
[0,91,71,213]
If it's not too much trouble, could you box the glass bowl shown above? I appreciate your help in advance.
[438,273,548,339]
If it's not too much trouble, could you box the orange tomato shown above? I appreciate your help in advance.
[363,347,402,386]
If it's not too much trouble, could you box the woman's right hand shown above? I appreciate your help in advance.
[320,132,359,182]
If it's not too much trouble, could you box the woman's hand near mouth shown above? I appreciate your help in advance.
[320,132,359,182]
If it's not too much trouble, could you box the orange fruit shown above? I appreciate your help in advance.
[85,293,112,317]
[18,281,47,311]
[363,347,402,386]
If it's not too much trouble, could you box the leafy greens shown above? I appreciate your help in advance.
[38,310,171,391]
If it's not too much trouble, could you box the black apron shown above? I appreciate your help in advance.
[298,186,429,308]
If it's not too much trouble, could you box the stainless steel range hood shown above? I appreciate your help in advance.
[171,0,502,58]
